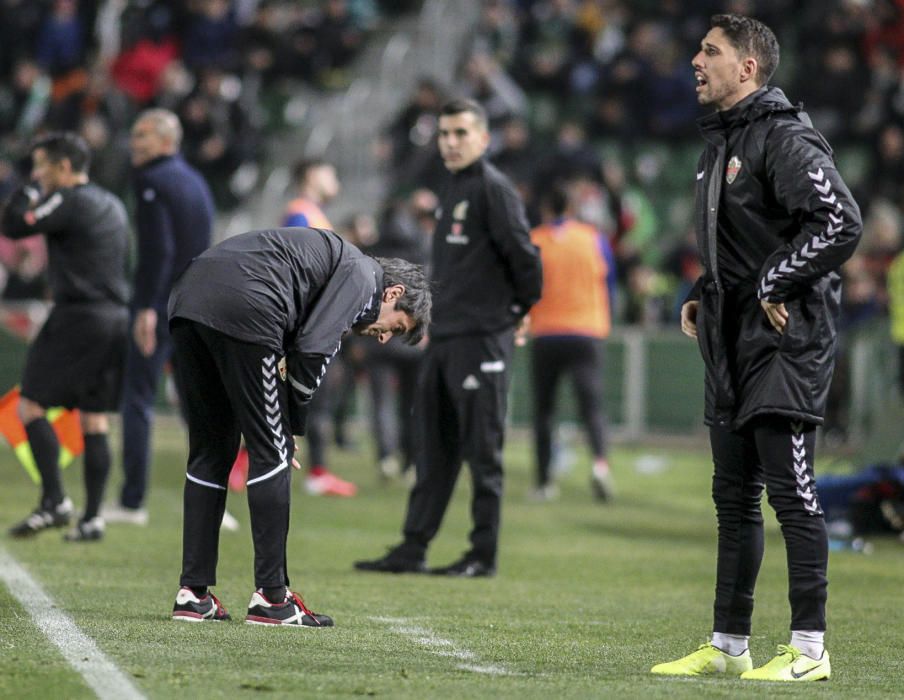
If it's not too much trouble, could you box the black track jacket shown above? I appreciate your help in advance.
[686,87,862,429]
[430,158,542,339]
[168,228,382,432]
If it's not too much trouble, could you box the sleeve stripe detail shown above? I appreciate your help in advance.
[758,167,842,299]
[32,192,64,221]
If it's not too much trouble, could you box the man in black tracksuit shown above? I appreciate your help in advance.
[167,228,431,625]
[651,15,861,682]
[3,133,130,542]
[355,98,543,577]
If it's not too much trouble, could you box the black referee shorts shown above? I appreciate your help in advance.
[170,319,294,487]
[21,303,128,413]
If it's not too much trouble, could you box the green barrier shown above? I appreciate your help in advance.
[509,330,705,435]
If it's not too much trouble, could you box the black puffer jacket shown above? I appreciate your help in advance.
[687,86,862,429]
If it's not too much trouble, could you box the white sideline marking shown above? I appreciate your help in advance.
[371,616,512,676]
[0,547,146,700]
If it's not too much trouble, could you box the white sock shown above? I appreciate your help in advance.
[790,630,825,659]
[711,632,749,656]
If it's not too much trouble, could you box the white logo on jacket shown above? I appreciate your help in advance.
[446,199,470,245]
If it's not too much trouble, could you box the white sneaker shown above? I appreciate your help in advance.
[527,483,560,502]
[591,461,615,501]
[378,456,401,480]
[101,503,149,526]
[220,509,240,532]
[63,516,106,542]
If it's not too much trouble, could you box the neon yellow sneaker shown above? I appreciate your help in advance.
[741,645,830,681]
[651,643,753,676]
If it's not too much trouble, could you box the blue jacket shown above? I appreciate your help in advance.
[131,154,214,311]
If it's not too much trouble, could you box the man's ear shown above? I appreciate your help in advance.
[740,57,758,84]
[382,284,405,302]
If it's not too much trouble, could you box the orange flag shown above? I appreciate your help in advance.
[0,386,83,484]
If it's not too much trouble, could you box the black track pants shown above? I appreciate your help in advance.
[710,416,828,634]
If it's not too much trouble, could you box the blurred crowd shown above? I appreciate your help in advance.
[0,0,408,219]
[0,0,407,300]
[376,0,904,339]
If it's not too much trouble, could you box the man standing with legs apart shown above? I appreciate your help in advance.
[167,227,430,624]
[650,14,861,681]
[355,99,542,578]
[3,133,129,542]
[105,109,216,527]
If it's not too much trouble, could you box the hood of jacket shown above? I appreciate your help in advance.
[698,86,800,136]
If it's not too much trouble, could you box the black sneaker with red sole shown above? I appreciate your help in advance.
[245,589,334,627]
[171,587,231,622]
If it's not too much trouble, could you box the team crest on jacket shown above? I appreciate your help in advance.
[726,156,742,184]
[446,199,470,245]
[277,356,287,381]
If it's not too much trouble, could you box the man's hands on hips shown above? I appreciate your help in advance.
[680,301,698,338]
[133,308,158,357]
[761,299,788,334]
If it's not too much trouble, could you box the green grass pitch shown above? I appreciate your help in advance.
[1,420,902,699]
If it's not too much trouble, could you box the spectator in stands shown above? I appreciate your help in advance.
[527,183,615,502]
[456,51,528,138]
[178,65,256,209]
[470,0,520,70]
[513,0,581,96]
[0,59,52,140]
[311,0,365,88]
[3,132,129,543]
[181,0,240,73]
[887,245,904,396]
[240,0,289,88]
[492,116,538,203]
[379,76,446,192]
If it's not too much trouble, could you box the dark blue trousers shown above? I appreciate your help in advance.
[119,310,179,509]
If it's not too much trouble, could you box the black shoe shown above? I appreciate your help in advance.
[245,589,334,627]
[430,554,496,578]
[353,545,426,574]
[172,586,231,622]
[63,516,105,542]
[9,498,74,537]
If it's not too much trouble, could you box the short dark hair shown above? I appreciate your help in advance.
[292,157,331,186]
[711,14,779,86]
[439,98,488,129]
[374,256,431,345]
[541,183,569,218]
[31,132,92,173]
